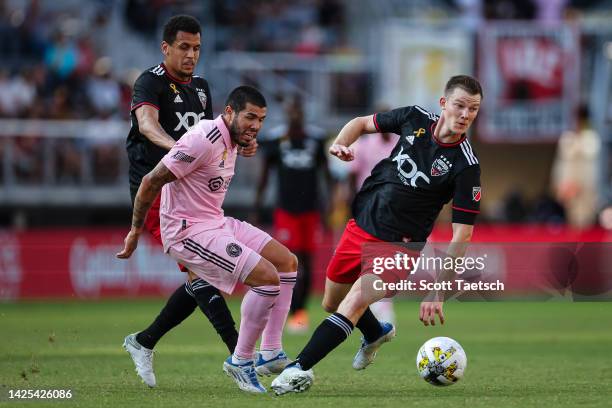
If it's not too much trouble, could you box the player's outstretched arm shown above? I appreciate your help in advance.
[329,115,378,161]
[419,223,474,326]
[116,162,177,259]
[135,105,177,151]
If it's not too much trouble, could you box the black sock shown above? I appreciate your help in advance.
[290,251,312,313]
[295,313,354,370]
[136,283,197,349]
[188,278,238,354]
[356,307,383,343]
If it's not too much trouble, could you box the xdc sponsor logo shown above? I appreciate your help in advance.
[392,146,430,187]
[174,112,206,131]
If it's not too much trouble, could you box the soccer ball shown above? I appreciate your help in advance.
[416,337,467,386]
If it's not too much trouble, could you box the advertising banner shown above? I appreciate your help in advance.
[479,23,580,142]
[0,227,609,300]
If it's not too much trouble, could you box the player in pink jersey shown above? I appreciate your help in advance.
[118,86,298,394]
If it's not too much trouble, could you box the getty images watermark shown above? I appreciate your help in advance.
[360,242,612,300]
[370,251,504,292]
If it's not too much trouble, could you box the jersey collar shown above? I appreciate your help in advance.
[160,63,192,84]
[430,122,466,147]
[215,115,234,149]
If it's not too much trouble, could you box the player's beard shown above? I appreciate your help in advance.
[229,117,251,147]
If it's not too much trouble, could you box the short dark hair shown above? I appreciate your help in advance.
[445,75,483,99]
[162,15,201,45]
[225,86,267,112]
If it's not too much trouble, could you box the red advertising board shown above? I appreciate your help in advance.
[0,226,610,300]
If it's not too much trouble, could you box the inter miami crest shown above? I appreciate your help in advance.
[431,155,452,176]
[197,89,207,110]
[226,243,242,257]
[472,186,481,202]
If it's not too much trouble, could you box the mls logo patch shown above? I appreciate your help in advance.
[197,90,207,110]
[472,186,481,202]
[226,243,242,258]
[431,156,452,176]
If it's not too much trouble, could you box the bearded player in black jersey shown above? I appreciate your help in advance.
[122,15,256,388]
[271,75,483,395]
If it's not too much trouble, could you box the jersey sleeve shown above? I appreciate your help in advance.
[161,125,211,179]
[451,165,481,225]
[372,106,414,135]
[131,72,163,111]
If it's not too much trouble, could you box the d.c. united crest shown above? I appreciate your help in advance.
[197,90,207,110]
[431,156,452,177]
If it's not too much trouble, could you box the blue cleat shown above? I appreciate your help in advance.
[254,351,291,376]
[222,356,267,393]
[352,322,396,370]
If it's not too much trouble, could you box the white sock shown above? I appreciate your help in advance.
[231,353,253,365]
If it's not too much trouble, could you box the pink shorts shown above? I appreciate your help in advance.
[167,217,272,294]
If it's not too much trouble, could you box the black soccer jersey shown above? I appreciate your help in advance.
[352,105,481,242]
[126,63,213,200]
[261,125,327,213]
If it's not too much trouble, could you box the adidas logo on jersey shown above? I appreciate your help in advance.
[174,94,183,103]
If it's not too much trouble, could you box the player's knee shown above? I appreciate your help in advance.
[277,250,298,272]
[287,252,298,271]
[259,262,280,286]
[246,258,280,287]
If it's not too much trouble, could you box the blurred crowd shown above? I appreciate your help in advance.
[0,1,133,120]
[212,0,345,54]
[0,0,609,229]
[0,0,134,185]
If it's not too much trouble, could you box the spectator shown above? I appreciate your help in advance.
[44,30,79,81]
[87,57,121,118]
[552,106,601,229]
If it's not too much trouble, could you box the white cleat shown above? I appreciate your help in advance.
[352,322,396,370]
[254,351,291,377]
[223,357,267,393]
[123,333,156,388]
[271,363,315,395]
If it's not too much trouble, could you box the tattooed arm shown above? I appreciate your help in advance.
[116,161,177,259]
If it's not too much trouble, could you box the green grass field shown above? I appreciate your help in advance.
[1,299,611,407]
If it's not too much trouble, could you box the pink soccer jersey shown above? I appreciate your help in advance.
[160,115,237,252]
[350,133,399,189]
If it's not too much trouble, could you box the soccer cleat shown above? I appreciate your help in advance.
[254,351,291,376]
[123,333,156,388]
[271,362,315,395]
[352,322,396,370]
[222,356,267,393]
